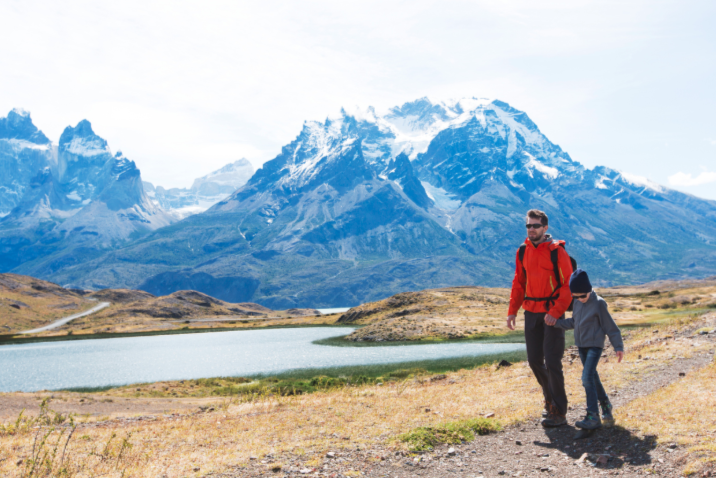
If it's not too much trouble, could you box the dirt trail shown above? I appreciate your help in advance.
[232,327,716,478]
[18,301,110,334]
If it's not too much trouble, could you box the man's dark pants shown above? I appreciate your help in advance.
[524,310,568,416]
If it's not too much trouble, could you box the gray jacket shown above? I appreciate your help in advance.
[555,292,624,352]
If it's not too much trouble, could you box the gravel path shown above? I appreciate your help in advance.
[18,301,110,334]
[231,323,716,478]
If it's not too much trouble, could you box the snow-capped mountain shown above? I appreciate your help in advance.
[7,98,716,306]
[143,159,255,219]
[0,111,173,271]
[0,109,55,217]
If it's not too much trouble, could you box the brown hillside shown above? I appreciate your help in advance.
[0,273,98,333]
[0,274,328,336]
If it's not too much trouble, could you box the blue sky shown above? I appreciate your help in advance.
[1,0,715,199]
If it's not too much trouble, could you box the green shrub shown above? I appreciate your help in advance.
[388,368,427,379]
[309,376,347,388]
[399,418,502,451]
[272,381,316,396]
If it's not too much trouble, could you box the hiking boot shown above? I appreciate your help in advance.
[541,411,567,428]
[575,412,602,430]
[600,400,615,427]
[542,401,552,418]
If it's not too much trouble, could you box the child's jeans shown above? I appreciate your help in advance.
[578,347,609,415]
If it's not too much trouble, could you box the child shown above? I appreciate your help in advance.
[548,268,625,429]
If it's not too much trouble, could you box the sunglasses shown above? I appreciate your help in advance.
[525,224,545,229]
[572,293,590,299]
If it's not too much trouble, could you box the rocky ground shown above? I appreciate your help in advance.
[226,325,716,478]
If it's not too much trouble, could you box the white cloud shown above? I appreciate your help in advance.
[668,171,716,187]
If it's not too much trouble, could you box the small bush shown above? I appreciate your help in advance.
[388,368,427,379]
[309,376,347,388]
[398,418,502,451]
[272,381,315,396]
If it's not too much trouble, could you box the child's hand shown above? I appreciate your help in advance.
[616,351,624,363]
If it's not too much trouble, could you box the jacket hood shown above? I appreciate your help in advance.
[525,234,565,249]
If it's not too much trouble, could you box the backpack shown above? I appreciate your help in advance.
[518,242,578,312]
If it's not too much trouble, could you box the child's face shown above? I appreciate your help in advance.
[573,290,592,303]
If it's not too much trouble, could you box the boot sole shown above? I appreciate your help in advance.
[575,423,602,430]
[541,420,567,428]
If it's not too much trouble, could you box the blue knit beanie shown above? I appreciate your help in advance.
[569,268,592,294]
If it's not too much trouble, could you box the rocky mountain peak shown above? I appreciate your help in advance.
[0,109,51,145]
[59,120,110,157]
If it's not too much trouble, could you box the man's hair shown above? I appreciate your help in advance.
[526,209,549,226]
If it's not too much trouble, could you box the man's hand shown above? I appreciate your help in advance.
[506,315,516,330]
[616,351,624,363]
[544,314,558,326]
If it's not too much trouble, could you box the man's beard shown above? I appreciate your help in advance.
[530,230,545,244]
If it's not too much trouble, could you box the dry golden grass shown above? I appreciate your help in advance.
[339,281,716,341]
[619,356,716,475]
[2,313,712,477]
[339,286,513,341]
[0,274,97,333]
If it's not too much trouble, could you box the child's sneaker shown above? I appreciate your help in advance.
[575,411,602,430]
[600,400,615,427]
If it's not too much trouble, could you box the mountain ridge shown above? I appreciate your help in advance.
[144,158,255,219]
[2,98,715,307]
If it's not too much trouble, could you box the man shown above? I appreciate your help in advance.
[507,209,574,427]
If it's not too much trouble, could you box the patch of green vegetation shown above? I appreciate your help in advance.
[399,417,502,451]
[313,329,527,347]
[261,351,530,382]
[60,351,531,398]
[61,385,115,393]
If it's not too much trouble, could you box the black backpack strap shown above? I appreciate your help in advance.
[518,244,527,276]
[550,247,562,290]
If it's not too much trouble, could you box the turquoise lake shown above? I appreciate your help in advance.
[0,327,525,392]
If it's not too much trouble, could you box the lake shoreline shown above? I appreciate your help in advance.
[0,323,536,348]
[0,323,355,347]
[0,327,527,393]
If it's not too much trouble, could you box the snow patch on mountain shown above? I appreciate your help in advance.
[421,181,462,210]
[2,139,52,152]
[524,152,559,179]
[64,137,111,157]
[619,172,664,193]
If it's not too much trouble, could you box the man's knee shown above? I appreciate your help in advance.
[544,351,564,371]
[527,358,544,370]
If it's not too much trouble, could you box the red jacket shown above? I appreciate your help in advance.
[508,237,574,318]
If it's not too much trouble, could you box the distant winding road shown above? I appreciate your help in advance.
[18,302,111,335]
